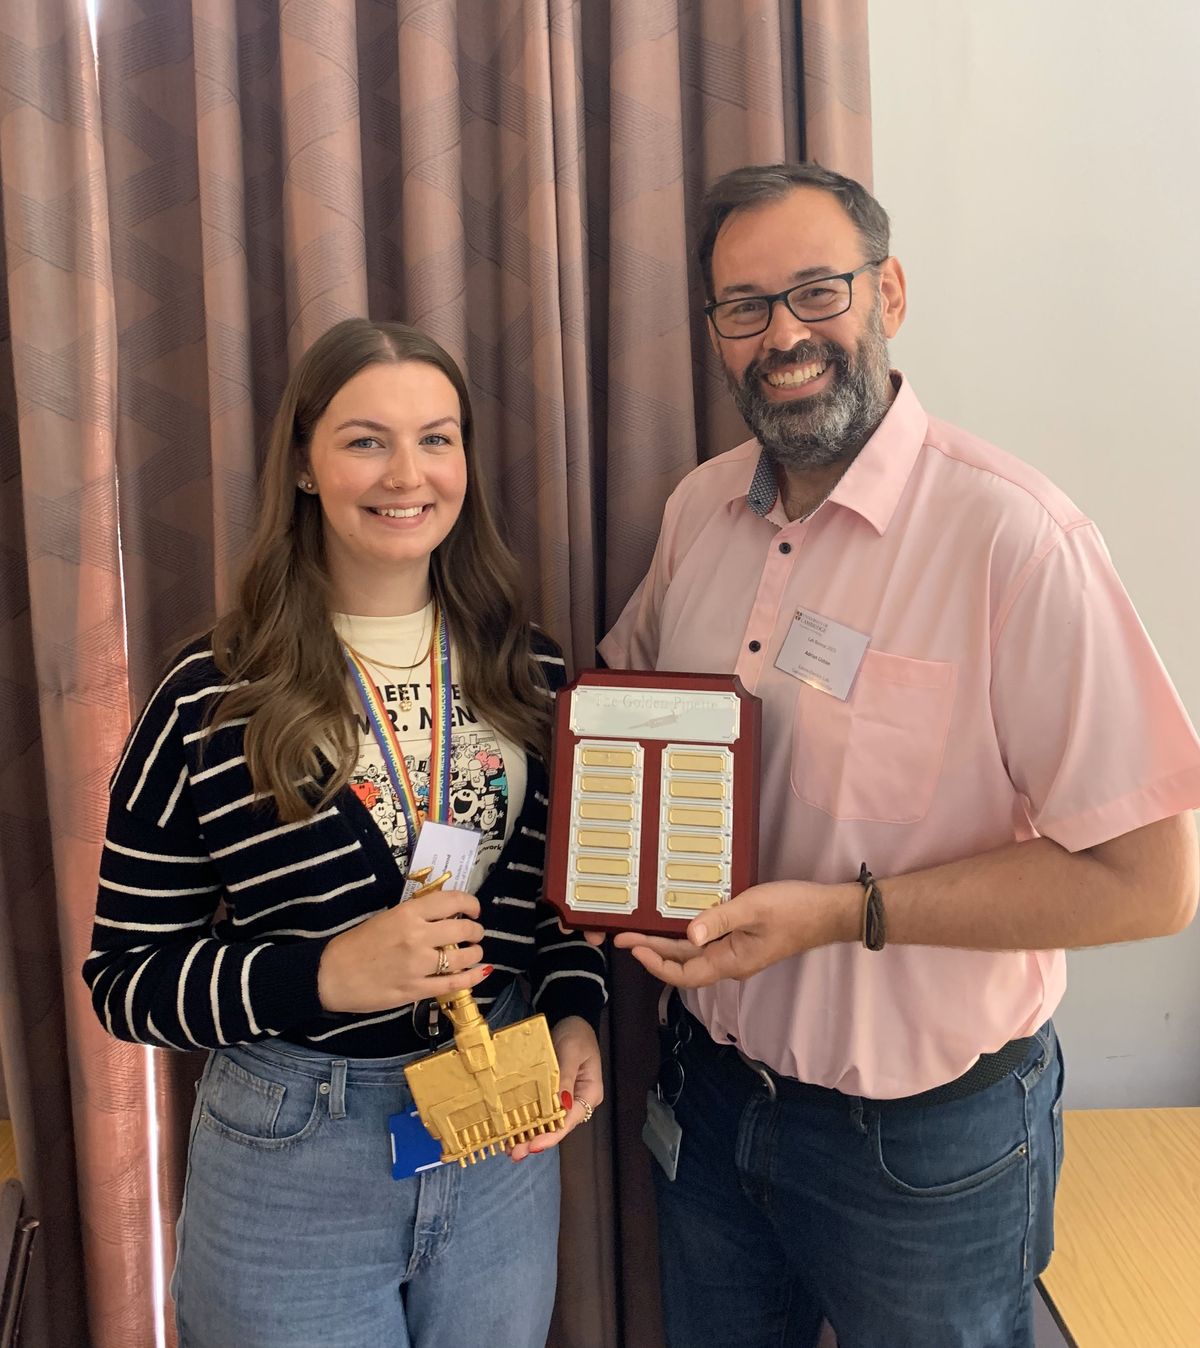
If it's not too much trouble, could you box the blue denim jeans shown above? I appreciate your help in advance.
[654,1011,1065,1348]
[172,983,560,1348]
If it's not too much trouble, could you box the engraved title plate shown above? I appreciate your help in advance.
[570,685,741,743]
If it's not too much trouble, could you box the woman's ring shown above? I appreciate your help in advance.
[435,948,450,977]
[577,1097,594,1123]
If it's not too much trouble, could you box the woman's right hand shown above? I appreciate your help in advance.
[316,888,489,1014]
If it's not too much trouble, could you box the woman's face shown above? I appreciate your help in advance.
[301,360,468,612]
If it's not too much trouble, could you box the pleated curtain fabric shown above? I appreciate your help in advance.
[0,1,870,1343]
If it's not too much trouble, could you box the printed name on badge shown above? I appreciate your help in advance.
[400,819,482,901]
[774,609,870,701]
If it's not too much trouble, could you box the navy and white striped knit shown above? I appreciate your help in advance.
[83,631,607,1055]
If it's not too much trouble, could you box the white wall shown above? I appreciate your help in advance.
[869,0,1200,1107]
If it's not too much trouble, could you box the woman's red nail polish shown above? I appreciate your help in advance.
[480,965,494,977]
[561,1090,573,1110]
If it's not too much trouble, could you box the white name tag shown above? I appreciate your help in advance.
[775,609,870,701]
[401,820,482,900]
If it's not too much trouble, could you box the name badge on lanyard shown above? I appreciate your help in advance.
[774,608,870,702]
[344,604,482,1179]
[344,602,482,887]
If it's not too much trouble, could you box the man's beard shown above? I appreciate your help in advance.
[726,304,893,471]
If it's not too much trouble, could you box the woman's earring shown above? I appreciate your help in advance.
[299,479,315,492]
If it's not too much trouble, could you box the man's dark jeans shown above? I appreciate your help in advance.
[654,1012,1065,1348]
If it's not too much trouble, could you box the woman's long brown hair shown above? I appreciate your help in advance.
[208,318,550,822]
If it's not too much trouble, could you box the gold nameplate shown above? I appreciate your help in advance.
[578,800,634,822]
[667,805,724,828]
[666,834,724,855]
[580,773,635,794]
[664,861,723,883]
[668,751,725,773]
[577,828,633,849]
[576,855,632,877]
[664,888,723,910]
[580,747,637,768]
[573,881,632,905]
[668,779,726,800]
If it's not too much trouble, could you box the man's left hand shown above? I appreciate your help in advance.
[612,880,857,988]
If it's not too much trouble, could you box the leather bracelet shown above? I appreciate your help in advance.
[857,863,886,951]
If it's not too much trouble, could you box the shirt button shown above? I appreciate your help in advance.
[748,640,761,653]
[779,541,792,554]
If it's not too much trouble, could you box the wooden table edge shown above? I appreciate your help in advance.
[1036,1277,1080,1348]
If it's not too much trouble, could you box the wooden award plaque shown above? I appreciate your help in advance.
[544,670,761,935]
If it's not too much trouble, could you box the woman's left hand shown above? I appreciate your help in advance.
[508,1016,603,1162]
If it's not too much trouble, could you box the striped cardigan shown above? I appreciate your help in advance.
[83,632,606,1056]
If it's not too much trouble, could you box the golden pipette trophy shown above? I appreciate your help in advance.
[402,867,567,1166]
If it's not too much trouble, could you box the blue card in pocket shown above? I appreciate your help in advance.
[388,1109,446,1180]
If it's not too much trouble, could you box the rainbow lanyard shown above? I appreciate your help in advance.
[343,604,453,846]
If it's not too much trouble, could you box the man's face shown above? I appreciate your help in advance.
[708,187,906,469]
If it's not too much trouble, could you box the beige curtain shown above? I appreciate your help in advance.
[0,3,122,1344]
[0,1,870,1344]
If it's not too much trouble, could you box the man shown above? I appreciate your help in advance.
[599,162,1200,1348]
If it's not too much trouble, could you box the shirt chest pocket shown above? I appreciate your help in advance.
[790,650,956,823]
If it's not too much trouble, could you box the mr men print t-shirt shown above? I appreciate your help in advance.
[335,605,527,894]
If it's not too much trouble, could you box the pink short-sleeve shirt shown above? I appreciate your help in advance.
[600,375,1200,1097]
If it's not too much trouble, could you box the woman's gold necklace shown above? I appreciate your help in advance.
[345,604,435,713]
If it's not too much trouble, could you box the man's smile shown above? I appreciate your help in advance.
[763,359,832,397]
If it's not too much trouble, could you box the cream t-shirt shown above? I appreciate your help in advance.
[335,603,526,895]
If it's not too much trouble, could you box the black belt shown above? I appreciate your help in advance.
[678,1003,1041,1111]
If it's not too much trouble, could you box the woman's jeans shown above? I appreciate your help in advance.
[655,1012,1065,1348]
[173,983,560,1348]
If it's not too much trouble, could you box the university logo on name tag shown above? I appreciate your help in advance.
[775,609,870,701]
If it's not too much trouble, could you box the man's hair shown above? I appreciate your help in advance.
[697,162,891,297]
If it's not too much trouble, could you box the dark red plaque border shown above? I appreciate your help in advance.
[544,669,760,935]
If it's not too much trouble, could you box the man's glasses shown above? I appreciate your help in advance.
[704,259,887,339]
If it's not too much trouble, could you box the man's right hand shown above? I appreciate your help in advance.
[612,879,857,987]
[317,888,489,1013]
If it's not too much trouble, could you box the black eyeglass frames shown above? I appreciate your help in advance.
[704,259,888,339]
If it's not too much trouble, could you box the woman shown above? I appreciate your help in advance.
[84,319,606,1347]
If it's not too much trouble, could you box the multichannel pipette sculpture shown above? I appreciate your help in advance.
[403,868,567,1165]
